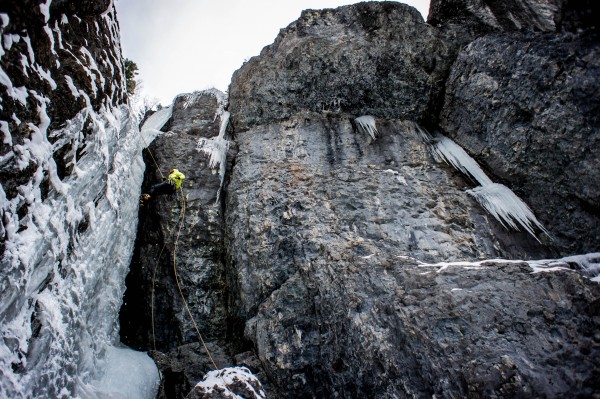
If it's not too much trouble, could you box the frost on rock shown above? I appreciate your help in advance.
[182,88,227,112]
[189,367,266,399]
[197,110,231,203]
[355,115,378,140]
[415,123,548,242]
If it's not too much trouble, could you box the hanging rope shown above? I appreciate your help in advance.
[150,241,168,351]
[137,127,236,391]
[172,187,220,370]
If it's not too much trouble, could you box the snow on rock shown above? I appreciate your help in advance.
[187,367,266,399]
[410,252,600,281]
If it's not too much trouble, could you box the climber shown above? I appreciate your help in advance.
[140,169,185,205]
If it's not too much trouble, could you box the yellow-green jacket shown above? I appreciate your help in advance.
[168,169,185,189]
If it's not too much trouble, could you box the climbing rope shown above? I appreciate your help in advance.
[150,241,168,351]
[149,185,220,370]
[172,187,220,370]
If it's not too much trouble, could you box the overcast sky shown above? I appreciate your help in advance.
[114,0,431,105]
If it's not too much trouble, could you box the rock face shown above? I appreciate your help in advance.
[127,1,600,398]
[225,1,599,398]
[439,31,600,255]
[428,0,599,33]
[229,2,452,131]
[120,92,246,397]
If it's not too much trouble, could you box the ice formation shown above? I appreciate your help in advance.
[0,5,159,396]
[78,346,160,399]
[415,124,548,241]
[355,115,378,140]
[196,110,231,203]
[192,367,266,399]
[468,183,549,240]
[0,102,159,398]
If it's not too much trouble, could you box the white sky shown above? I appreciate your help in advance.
[114,0,431,105]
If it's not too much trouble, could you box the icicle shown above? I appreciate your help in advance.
[355,115,378,140]
[431,135,492,186]
[196,111,231,203]
[467,183,549,242]
[415,123,549,241]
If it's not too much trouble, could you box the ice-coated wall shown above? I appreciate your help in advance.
[0,1,160,397]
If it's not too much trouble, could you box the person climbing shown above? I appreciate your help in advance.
[140,169,186,205]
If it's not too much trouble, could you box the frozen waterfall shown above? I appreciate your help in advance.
[0,104,165,398]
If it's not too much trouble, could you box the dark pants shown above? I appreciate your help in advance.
[149,181,176,196]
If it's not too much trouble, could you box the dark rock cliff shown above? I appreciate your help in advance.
[127,1,600,398]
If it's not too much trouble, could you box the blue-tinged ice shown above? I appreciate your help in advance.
[0,102,159,398]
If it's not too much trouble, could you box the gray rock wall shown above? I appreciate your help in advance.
[127,1,600,398]
[120,92,239,396]
[229,2,452,131]
[438,30,600,254]
[222,0,600,397]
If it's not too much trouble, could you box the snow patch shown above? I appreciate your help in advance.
[22,35,36,64]
[411,253,600,281]
[64,75,80,97]
[0,65,29,105]
[0,120,11,145]
[39,0,51,23]
[192,367,266,399]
